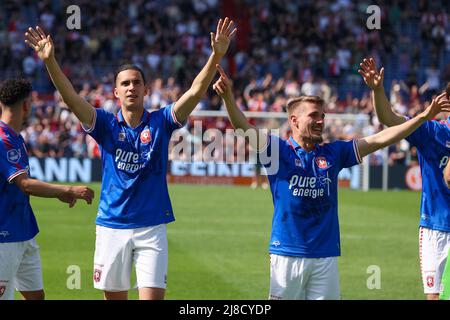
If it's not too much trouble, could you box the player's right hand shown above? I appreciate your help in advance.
[358,58,384,90]
[58,186,95,208]
[24,26,54,61]
[213,64,233,98]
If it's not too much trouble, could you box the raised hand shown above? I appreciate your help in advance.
[358,58,384,90]
[24,26,54,61]
[210,17,237,59]
[421,92,450,121]
[212,64,233,98]
[58,186,95,208]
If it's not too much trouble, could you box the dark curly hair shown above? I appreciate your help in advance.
[0,78,32,107]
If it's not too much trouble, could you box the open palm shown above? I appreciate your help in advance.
[358,58,384,90]
[24,26,54,61]
[211,17,237,58]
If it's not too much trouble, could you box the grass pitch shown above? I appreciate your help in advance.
[20,184,423,300]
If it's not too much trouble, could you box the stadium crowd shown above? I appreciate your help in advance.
[0,0,448,165]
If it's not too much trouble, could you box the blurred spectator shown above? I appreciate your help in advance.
[388,142,408,166]
[0,0,447,166]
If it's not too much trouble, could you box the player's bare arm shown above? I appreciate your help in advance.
[213,64,267,151]
[358,57,405,127]
[173,17,237,123]
[13,173,94,208]
[444,161,450,189]
[24,26,95,127]
[213,64,253,132]
[357,92,450,158]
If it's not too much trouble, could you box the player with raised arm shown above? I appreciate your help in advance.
[0,79,94,300]
[212,64,450,300]
[359,58,450,300]
[24,19,236,300]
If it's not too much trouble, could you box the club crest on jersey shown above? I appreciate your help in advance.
[140,128,151,144]
[295,159,302,167]
[315,157,328,169]
[118,132,126,142]
[446,141,450,149]
[7,149,21,164]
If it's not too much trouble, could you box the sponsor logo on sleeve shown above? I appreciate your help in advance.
[7,149,21,163]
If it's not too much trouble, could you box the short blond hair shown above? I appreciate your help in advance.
[286,96,324,115]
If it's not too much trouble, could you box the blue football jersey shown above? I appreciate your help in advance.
[0,121,38,242]
[83,104,183,229]
[406,117,450,232]
[261,135,361,258]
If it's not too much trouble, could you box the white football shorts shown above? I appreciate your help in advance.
[419,226,450,294]
[0,238,43,300]
[93,224,168,291]
[269,254,340,300]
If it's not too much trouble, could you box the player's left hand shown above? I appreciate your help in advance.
[421,92,450,120]
[211,17,237,59]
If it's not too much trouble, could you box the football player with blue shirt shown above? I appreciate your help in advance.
[0,79,94,300]
[25,19,236,300]
[359,58,450,300]
[213,65,450,300]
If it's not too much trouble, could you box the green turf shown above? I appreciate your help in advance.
[17,183,424,300]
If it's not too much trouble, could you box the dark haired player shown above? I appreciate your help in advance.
[0,78,94,300]
[25,19,236,300]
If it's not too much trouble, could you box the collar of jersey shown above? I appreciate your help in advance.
[288,136,316,153]
[0,120,19,137]
[116,109,151,127]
